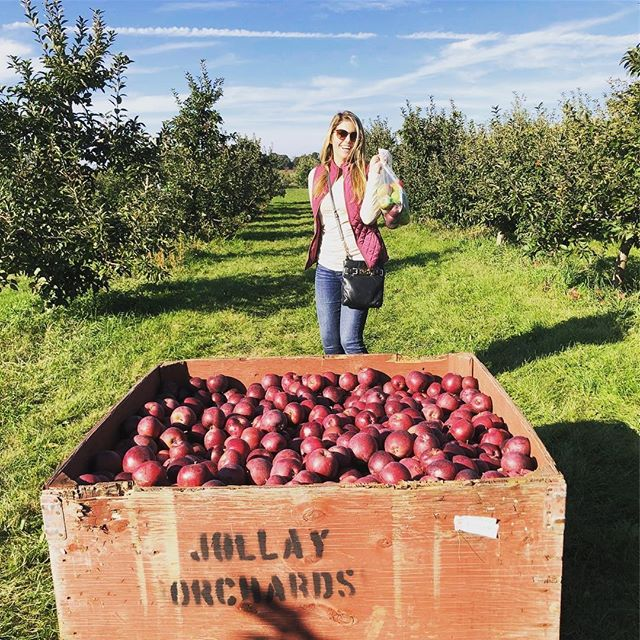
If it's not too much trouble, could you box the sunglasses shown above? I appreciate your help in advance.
[335,128,358,142]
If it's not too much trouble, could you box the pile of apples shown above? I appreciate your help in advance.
[78,367,538,488]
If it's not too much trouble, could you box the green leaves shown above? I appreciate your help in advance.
[394,82,639,287]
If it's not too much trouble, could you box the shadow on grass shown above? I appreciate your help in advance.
[235,600,320,640]
[183,245,305,265]
[478,312,632,374]
[386,248,456,272]
[536,420,639,640]
[243,219,310,231]
[241,228,310,243]
[95,270,315,317]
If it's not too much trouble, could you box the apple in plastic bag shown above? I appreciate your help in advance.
[384,204,403,229]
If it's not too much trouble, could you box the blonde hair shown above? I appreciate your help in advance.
[312,111,367,204]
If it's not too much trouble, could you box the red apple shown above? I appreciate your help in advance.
[261,373,281,390]
[133,461,168,487]
[283,402,307,426]
[399,457,423,479]
[176,463,211,487]
[501,452,536,473]
[327,445,352,470]
[225,437,251,461]
[426,382,441,398]
[462,376,479,390]
[169,440,194,460]
[261,432,288,453]
[384,431,415,459]
[271,457,303,479]
[425,458,456,481]
[502,436,531,456]
[379,461,412,484]
[170,406,197,428]
[470,392,493,414]
[292,470,322,485]
[305,449,339,480]
[357,367,379,388]
[422,404,445,422]
[158,426,186,449]
[387,412,414,431]
[122,445,155,473]
[480,427,511,447]
[206,374,229,394]
[406,370,428,393]
[300,436,324,457]
[142,401,165,419]
[441,373,463,394]
[338,372,358,391]
[308,404,331,423]
[456,468,481,480]
[413,432,441,457]
[217,463,246,485]
[246,383,266,400]
[246,457,272,485]
[354,410,377,430]
[436,393,459,412]
[259,409,288,433]
[448,418,475,443]
[348,432,378,462]
[368,450,395,476]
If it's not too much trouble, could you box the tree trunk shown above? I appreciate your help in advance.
[613,234,637,288]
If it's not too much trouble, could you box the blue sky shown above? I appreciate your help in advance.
[1,0,638,157]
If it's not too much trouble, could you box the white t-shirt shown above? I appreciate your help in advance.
[308,167,383,271]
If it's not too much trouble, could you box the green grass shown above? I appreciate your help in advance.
[1,187,638,639]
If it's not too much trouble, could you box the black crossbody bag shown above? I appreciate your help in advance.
[326,169,385,310]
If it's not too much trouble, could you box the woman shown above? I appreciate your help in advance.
[305,111,389,355]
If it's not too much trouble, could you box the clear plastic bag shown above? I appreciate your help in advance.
[375,150,408,229]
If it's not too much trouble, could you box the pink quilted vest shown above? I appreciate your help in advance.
[305,160,389,270]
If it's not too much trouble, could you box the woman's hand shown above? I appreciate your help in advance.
[369,149,392,176]
[369,154,384,175]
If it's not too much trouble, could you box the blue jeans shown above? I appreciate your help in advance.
[315,264,369,354]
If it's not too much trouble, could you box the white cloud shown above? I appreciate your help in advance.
[205,52,244,67]
[0,38,31,81]
[113,26,376,39]
[93,93,180,115]
[349,55,359,67]
[310,75,351,89]
[0,22,31,31]
[360,12,637,98]
[73,9,637,157]
[400,31,501,41]
[129,40,223,55]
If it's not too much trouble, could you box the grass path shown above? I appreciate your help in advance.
[0,188,638,639]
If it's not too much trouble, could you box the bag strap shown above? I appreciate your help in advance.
[325,166,352,260]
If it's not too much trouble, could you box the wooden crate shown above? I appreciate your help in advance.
[42,353,566,640]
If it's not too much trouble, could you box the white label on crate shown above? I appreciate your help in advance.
[454,515,499,539]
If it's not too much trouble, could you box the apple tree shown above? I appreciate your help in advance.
[606,45,639,287]
[365,116,398,160]
[396,98,479,228]
[292,153,320,187]
[0,0,170,304]
[159,62,284,240]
